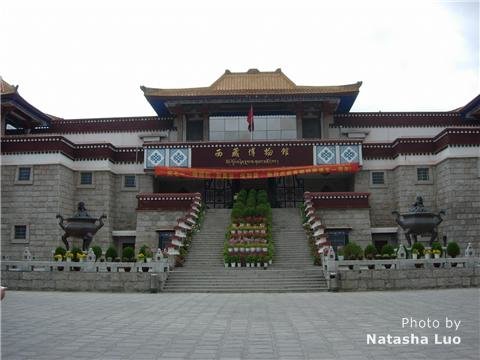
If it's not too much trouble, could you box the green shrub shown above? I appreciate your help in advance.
[231,207,244,220]
[381,244,395,256]
[122,246,135,262]
[364,244,377,259]
[54,246,67,257]
[343,242,363,260]
[446,242,460,258]
[105,246,117,260]
[411,242,425,257]
[431,242,443,257]
[91,246,102,260]
[70,247,82,262]
[255,203,270,217]
[138,244,153,258]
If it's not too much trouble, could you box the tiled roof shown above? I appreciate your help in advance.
[0,78,17,95]
[142,69,362,97]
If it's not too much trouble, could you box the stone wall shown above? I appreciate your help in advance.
[135,210,184,250]
[1,271,167,293]
[73,171,115,250]
[114,174,153,231]
[1,165,75,260]
[334,267,480,291]
[436,157,480,249]
[354,170,396,227]
[316,208,372,247]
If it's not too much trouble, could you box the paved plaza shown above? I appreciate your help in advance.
[1,289,479,360]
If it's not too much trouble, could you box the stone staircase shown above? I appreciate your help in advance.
[163,208,327,292]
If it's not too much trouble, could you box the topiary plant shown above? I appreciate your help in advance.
[122,246,135,262]
[70,247,82,262]
[105,246,118,261]
[431,242,443,257]
[91,245,102,260]
[411,242,425,257]
[381,244,395,258]
[364,244,377,260]
[446,242,460,258]
[343,242,363,260]
[54,246,67,257]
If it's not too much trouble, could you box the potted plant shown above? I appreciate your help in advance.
[381,244,395,269]
[65,251,74,262]
[91,245,102,261]
[411,242,425,258]
[342,242,363,269]
[424,249,432,260]
[122,246,135,272]
[364,244,377,269]
[412,248,419,260]
[105,246,117,262]
[431,242,443,258]
[447,241,460,267]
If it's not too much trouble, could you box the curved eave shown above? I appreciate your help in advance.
[143,90,360,116]
[1,92,52,127]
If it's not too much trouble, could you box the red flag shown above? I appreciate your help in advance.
[247,105,254,132]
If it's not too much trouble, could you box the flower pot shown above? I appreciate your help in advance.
[237,262,242,268]
[425,254,431,259]
[146,258,152,263]
[412,254,418,260]
[231,263,236,268]
[256,263,261,267]
[268,260,272,265]
[224,263,228,268]
[434,254,440,259]
[338,255,344,261]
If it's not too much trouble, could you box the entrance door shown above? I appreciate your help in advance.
[204,179,233,208]
[275,176,304,208]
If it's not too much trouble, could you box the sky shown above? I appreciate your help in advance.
[1,0,479,118]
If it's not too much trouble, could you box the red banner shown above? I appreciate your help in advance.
[155,163,360,179]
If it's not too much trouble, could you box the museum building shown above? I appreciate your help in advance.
[1,69,479,260]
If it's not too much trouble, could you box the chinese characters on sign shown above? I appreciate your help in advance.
[192,143,323,168]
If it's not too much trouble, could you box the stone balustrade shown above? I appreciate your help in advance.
[1,258,174,273]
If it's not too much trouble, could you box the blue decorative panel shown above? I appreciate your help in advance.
[340,145,359,163]
[169,148,189,167]
[145,149,165,169]
[315,145,336,165]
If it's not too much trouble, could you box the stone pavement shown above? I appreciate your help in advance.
[1,289,479,360]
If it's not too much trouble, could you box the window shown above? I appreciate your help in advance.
[186,119,203,141]
[18,167,31,181]
[372,233,398,253]
[158,230,174,250]
[123,175,137,190]
[15,166,33,184]
[12,225,29,243]
[326,229,350,251]
[302,118,321,139]
[14,225,27,239]
[370,171,385,186]
[79,172,93,186]
[417,167,430,181]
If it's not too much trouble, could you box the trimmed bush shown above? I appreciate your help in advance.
[411,242,425,257]
[381,244,395,256]
[446,242,460,258]
[122,246,135,262]
[91,246,102,260]
[105,246,117,260]
[70,247,83,262]
[343,242,363,260]
[54,246,67,257]
[431,241,443,257]
[364,244,377,259]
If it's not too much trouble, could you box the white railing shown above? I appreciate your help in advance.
[1,258,174,273]
[322,256,479,274]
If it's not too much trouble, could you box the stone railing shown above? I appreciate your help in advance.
[1,257,174,273]
[323,257,479,273]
